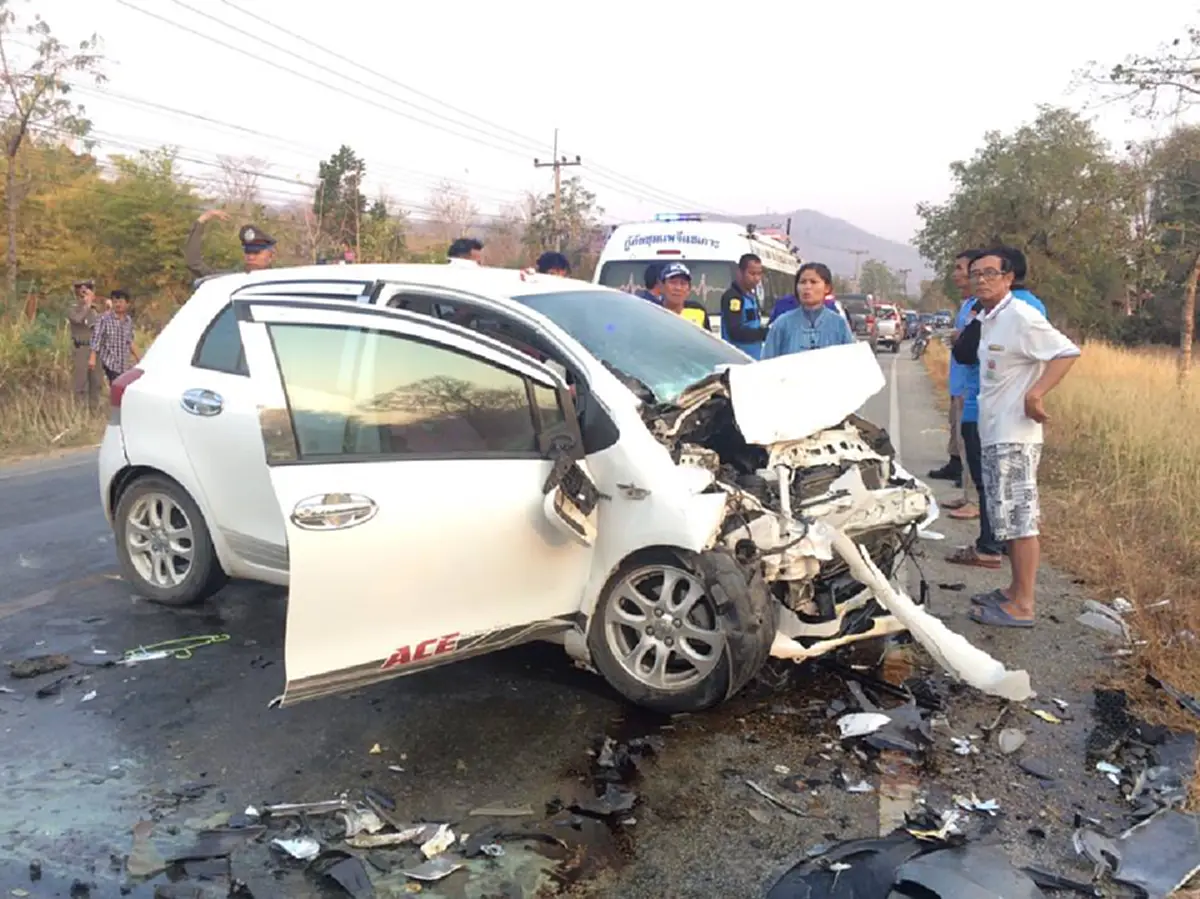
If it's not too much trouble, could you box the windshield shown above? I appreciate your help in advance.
[511,288,749,403]
[597,259,737,314]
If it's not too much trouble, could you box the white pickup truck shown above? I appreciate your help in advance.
[873,304,903,354]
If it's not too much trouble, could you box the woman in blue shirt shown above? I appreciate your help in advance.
[762,263,855,359]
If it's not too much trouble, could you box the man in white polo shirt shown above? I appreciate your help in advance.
[966,248,1080,629]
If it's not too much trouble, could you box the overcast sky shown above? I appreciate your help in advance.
[24,0,1200,246]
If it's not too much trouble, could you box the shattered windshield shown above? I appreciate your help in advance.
[511,288,750,403]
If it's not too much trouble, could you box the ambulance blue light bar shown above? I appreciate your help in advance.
[654,213,703,222]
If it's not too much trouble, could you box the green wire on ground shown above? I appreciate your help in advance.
[122,633,231,661]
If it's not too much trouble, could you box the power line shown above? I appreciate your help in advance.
[206,0,730,215]
[117,0,728,215]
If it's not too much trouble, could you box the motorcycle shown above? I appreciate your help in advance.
[911,324,933,360]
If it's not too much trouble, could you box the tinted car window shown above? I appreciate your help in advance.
[193,305,248,375]
[512,288,748,403]
[269,323,539,459]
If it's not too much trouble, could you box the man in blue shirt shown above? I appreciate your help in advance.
[930,249,982,487]
[634,263,663,304]
[719,254,768,358]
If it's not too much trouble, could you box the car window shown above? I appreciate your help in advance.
[193,304,248,375]
[386,291,550,363]
[512,288,749,404]
[268,323,540,459]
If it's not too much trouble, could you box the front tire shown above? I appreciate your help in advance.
[587,550,776,714]
[113,475,227,606]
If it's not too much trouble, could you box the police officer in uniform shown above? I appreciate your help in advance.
[184,208,278,282]
[67,279,101,408]
[719,252,768,358]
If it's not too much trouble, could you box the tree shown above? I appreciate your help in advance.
[858,259,901,299]
[523,176,603,273]
[0,2,103,296]
[359,194,407,263]
[425,180,477,249]
[1085,23,1199,118]
[483,201,531,269]
[313,145,366,259]
[915,106,1130,330]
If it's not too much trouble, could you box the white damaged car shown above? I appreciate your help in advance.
[99,265,942,713]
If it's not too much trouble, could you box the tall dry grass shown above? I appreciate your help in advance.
[923,339,1200,709]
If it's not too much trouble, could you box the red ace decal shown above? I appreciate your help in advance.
[381,633,460,670]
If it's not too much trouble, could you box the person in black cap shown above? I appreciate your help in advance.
[184,208,278,281]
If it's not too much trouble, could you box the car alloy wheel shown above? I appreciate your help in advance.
[125,491,196,589]
[602,562,726,693]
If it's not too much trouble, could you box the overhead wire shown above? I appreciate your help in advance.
[114,0,728,214]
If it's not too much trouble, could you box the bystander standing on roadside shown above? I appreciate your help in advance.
[929,250,979,489]
[67,279,102,409]
[657,263,708,326]
[88,290,139,385]
[960,249,1079,629]
[634,263,663,304]
[720,254,768,358]
[942,250,984,520]
[447,237,484,266]
[761,263,855,358]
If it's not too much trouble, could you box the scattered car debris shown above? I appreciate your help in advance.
[311,851,375,898]
[8,653,71,679]
[262,799,351,817]
[1077,600,1131,641]
[80,690,96,703]
[1030,709,1062,725]
[403,857,463,882]
[1111,809,1200,898]
[997,728,1026,754]
[469,804,534,817]
[127,820,166,878]
[339,807,385,837]
[746,779,814,817]
[836,712,891,739]
[367,743,382,755]
[950,737,977,756]
[845,780,874,794]
[419,823,455,859]
[953,794,1000,816]
[894,845,1045,898]
[271,836,321,860]
[1146,673,1200,721]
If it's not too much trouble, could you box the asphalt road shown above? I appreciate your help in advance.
[0,349,1124,898]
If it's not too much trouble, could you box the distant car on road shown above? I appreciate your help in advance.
[873,304,903,354]
[934,310,953,328]
[838,293,877,351]
[903,310,919,339]
[96,264,934,714]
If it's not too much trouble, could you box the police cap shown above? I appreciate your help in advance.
[239,224,276,253]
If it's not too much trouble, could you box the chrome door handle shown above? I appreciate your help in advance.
[181,388,224,417]
[290,493,378,531]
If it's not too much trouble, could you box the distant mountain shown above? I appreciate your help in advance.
[713,209,935,283]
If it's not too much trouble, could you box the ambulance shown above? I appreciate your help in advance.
[593,214,802,334]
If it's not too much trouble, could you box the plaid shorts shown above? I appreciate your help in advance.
[981,442,1042,541]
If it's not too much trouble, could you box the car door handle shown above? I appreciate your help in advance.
[181,388,224,417]
[290,494,378,531]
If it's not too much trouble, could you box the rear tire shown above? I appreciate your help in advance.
[113,475,227,606]
[587,549,776,714]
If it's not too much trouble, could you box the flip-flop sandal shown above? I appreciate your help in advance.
[948,506,980,520]
[945,546,1003,569]
[969,604,1034,628]
[971,588,1007,608]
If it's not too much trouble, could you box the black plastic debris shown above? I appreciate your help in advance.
[8,654,71,678]
[569,783,637,818]
[765,833,928,898]
[893,845,1046,898]
[1147,673,1200,720]
[1020,866,1102,897]
[1085,689,1135,761]
[310,850,375,898]
[168,826,266,862]
[1113,809,1200,899]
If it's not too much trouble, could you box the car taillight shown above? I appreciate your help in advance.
[865,315,876,326]
[110,367,144,409]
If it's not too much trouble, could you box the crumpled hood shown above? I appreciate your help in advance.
[658,341,886,448]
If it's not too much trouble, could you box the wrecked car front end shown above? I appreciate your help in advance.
[641,342,936,667]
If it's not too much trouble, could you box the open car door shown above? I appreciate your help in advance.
[234,298,600,705]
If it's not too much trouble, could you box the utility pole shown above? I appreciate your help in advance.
[847,249,869,284]
[898,267,912,300]
[533,128,581,252]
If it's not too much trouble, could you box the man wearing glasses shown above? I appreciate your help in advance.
[963,248,1078,630]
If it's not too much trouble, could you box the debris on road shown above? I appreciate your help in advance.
[272,836,321,860]
[836,712,891,739]
[746,779,813,818]
[997,728,1026,754]
[403,857,463,882]
[312,851,375,898]
[1030,708,1062,725]
[469,804,534,817]
[127,820,166,878]
[8,653,71,679]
